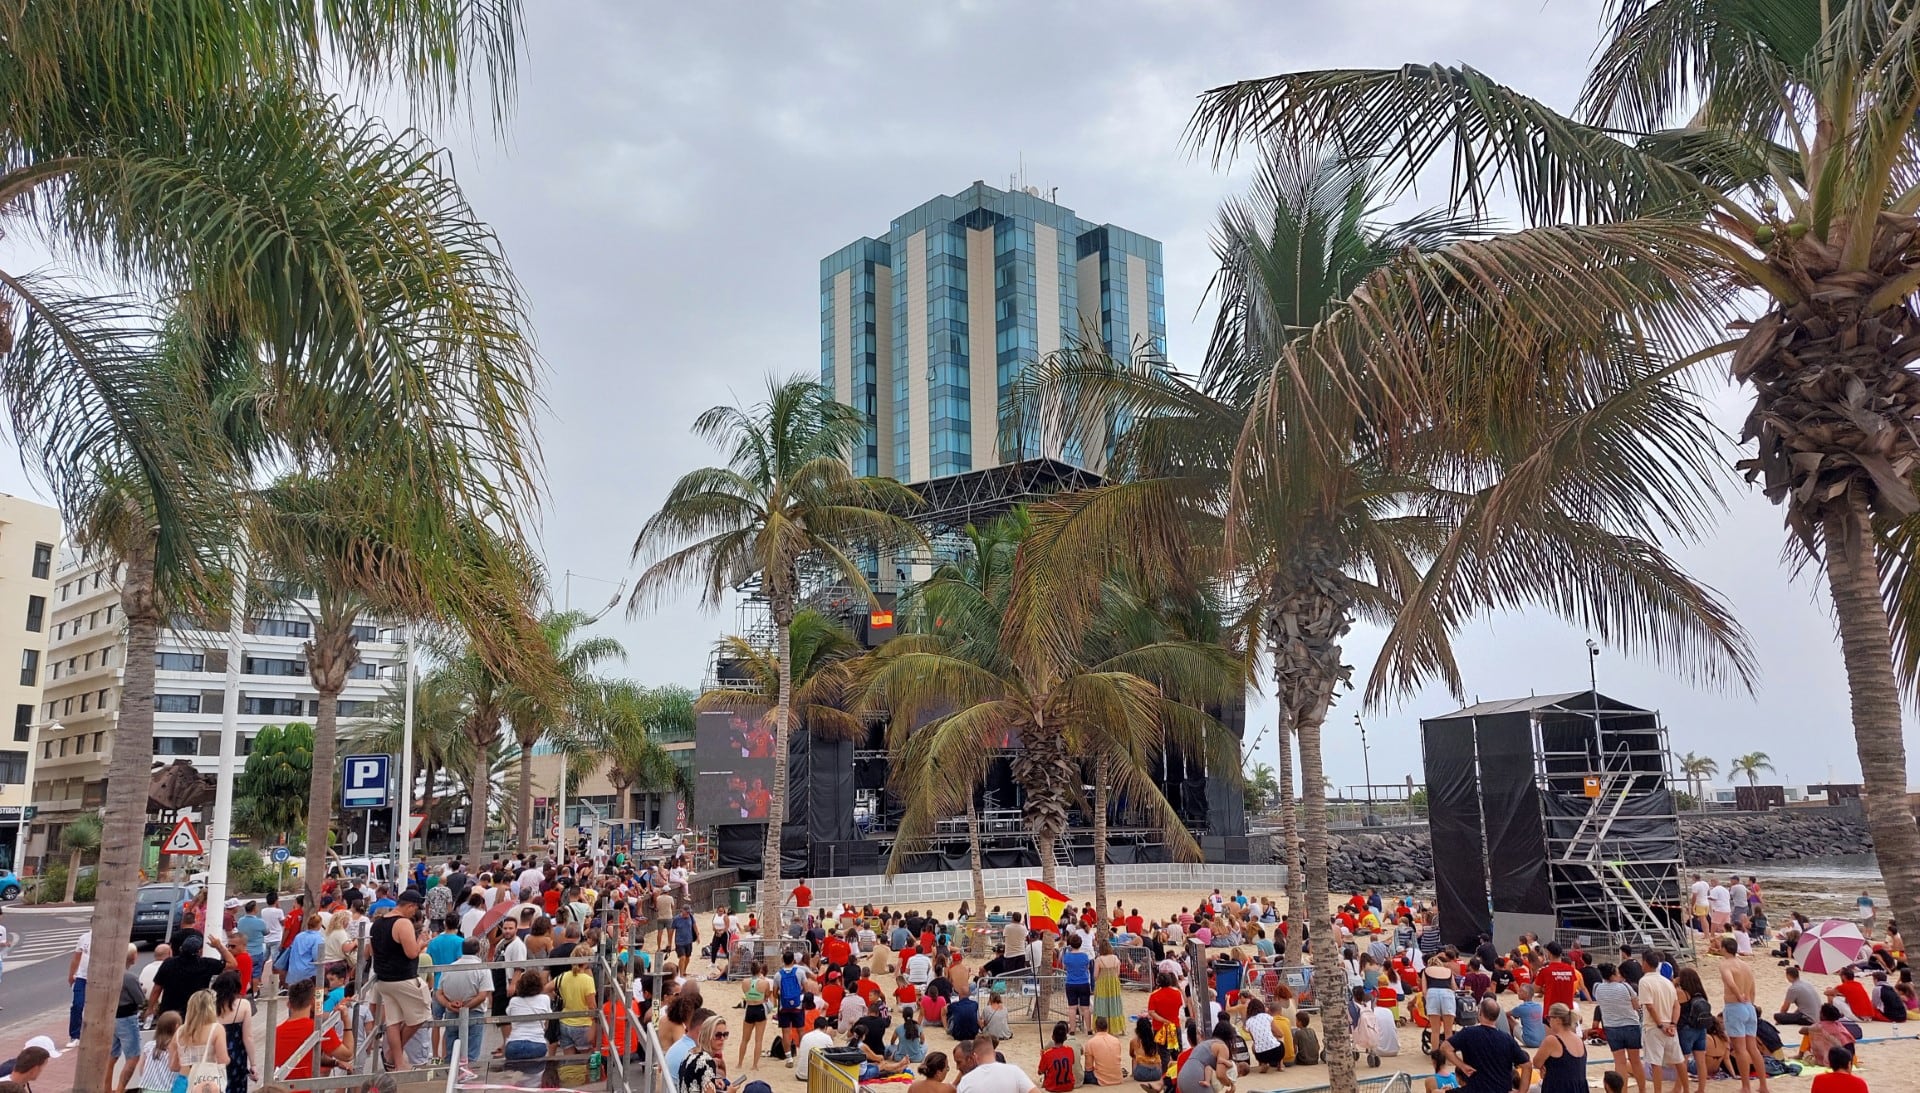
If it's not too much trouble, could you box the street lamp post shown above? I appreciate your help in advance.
[1356,713,1376,825]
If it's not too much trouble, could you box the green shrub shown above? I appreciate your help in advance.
[75,870,97,901]
[33,863,67,904]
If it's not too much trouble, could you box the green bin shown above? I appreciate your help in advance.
[729,883,753,914]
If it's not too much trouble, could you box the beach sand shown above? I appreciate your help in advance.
[665,886,1920,1093]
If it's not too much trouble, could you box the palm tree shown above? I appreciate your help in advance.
[1189,0,1920,985]
[433,633,521,865]
[1678,752,1719,806]
[350,673,475,844]
[699,609,871,742]
[1729,752,1777,789]
[631,375,924,936]
[502,611,626,852]
[574,682,694,822]
[1020,146,1757,1093]
[60,812,102,904]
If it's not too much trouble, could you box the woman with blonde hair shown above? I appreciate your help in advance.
[171,989,230,1082]
[1094,938,1126,1031]
[321,910,356,966]
[679,1016,731,1093]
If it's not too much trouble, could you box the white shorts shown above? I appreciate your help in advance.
[1642,1026,1684,1067]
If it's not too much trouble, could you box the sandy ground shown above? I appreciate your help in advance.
[669,885,1920,1093]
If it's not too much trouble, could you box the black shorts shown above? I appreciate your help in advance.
[1255,1046,1285,1066]
[677,944,693,960]
[1066,984,1091,1006]
[745,1004,767,1024]
[778,1006,804,1029]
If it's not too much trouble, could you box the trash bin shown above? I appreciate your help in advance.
[729,883,754,914]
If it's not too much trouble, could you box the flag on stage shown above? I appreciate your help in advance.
[1026,878,1069,931]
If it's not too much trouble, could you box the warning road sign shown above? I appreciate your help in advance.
[161,817,204,855]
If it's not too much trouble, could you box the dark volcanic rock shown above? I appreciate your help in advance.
[1268,809,1872,891]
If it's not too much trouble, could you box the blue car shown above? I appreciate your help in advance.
[0,870,20,901]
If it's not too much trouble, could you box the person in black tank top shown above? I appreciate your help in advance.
[369,890,431,1072]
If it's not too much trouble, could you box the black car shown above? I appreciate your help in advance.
[131,883,194,947]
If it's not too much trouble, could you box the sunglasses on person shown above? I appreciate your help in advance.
[715,1031,731,1039]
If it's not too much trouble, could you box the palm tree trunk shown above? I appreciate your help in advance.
[760,597,795,939]
[1270,634,1307,969]
[1823,495,1920,939]
[967,793,986,955]
[75,530,160,1093]
[464,726,492,865]
[63,848,80,902]
[1298,703,1356,1093]
[420,760,437,849]
[302,618,356,910]
[1093,755,1110,925]
[517,736,535,855]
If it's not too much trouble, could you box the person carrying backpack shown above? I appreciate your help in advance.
[777,951,811,1060]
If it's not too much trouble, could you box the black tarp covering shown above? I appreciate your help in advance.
[1477,714,1553,918]
[717,824,764,874]
[1423,717,1491,945]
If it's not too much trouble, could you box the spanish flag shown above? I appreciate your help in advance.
[1026,878,1070,932]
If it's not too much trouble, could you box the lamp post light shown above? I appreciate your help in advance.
[1356,712,1376,826]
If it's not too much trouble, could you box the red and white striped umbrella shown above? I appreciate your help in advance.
[1795,918,1870,975]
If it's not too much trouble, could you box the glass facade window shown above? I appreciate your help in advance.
[24,595,43,633]
[30,543,50,581]
[243,697,304,717]
[155,694,201,714]
[243,656,306,677]
[252,617,311,638]
[156,652,206,672]
[154,736,199,755]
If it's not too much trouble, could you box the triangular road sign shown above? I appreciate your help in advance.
[161,816,204,855]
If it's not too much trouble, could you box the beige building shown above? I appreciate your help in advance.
[0,496,62,870]
[524,726,694,843]
[30,555,402,865]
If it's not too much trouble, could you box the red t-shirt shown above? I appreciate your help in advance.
[1812,1073,1867,1093]
[235,950,255,994]
[895,984,919,1005]
[1040,1045,1079,1092]
[1838,980,1885,1021]
[793,885,813,909]
[824,937,851,967]
[274,1015,343,1082]
[542,888,562,915]
[1125,915,1145,936]
[822,983,846,1016]
[856,977,881,1004]
[1539,962,1580,1010]
[1148,986,1183,1031]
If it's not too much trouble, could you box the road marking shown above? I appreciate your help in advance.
[1,926,87,972]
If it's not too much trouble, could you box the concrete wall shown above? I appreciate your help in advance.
[784,862,1289,909]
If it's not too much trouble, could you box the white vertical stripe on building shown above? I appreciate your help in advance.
[1076,253,1108,468]
[832,269,853,408]
[1033,223,1063,464]
[905,230,931,483]
[966,227,998,471]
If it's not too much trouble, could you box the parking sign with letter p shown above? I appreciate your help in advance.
[341,753,390,809]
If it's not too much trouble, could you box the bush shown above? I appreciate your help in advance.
[75,870,97,901]
[33,863,67,904]
[228,848,273,895]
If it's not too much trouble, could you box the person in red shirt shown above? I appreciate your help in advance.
[789,880,813,911]
[1538,941,1581,1010]
[1125,911,1145,937]
[856,974,881,1006]
[1828,966,1887,1021]
[1811,1046,1868,1093]
[822,973,846,1018]
[274,979,351,1086]
[823,933,851,968]
[542,886,562,916]
[1039,1021,1080,1092]
[1147,971,1185,1054]
[894,975,918,1006]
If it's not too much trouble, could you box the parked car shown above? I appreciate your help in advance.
[0,869,20,901]
[131,883,199,947]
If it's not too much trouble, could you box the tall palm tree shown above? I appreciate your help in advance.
[434,634,518,864]
[1021,146,1758,1093]
[1189,0,1920,978]
[699,609,871,742]
[503,611,625,852]
[1678,752,1719,805]
[631,375,924,936]
[1729,752,1777,789]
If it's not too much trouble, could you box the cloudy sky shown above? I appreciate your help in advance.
[2,1,1897,792]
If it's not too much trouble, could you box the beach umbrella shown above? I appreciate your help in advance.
[473,897,525,941]
[1795,918,1869,975]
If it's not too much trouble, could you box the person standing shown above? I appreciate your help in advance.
[1857,891,1876,933]
[368,889,431,1071]
[1062,936,1093,1035]
[1688,876,1710,937]
[1718,938,1771,1093]
[1092,939,1125,1033]
[111,944,144,1093]
[1593,963,1643,1093]
[1441,997,1532,1093]
[434,937,491,1080]
[1637,953,1683,1093]
[1531,1004,1588,1093]
[65,929,89,1048]
[1707,880,1732,936]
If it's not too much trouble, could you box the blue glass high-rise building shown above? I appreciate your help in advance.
[821,181,1165,483]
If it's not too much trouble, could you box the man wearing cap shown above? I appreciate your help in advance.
[0,1037,59,1081]
[0,1043,49,1093]
[148,930,234,1019]
[369,888,431,1072]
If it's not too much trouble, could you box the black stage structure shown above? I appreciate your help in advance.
[1420,691,1689,955]
[706,458,1253,880]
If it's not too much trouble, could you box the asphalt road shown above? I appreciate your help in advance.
[0,904,126,1049]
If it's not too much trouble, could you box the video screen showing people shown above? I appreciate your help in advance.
[693,707,778,826]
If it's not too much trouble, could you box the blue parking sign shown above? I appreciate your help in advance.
[341,754,390,809]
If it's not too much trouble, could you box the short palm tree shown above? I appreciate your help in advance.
[350,672,475,844]
[1021,145,1757,1093]
[1729,752,1777,788]
[433,634,518,864]
[573,682,694,822]
[503,611,626,852]
[1678,752,1720,805]
[1189,0,1920,984]
[60,812,103,904]
[631,375,924,936]
[699,608,870,742]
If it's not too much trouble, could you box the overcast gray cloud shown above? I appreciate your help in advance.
[0,0,1893,793]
